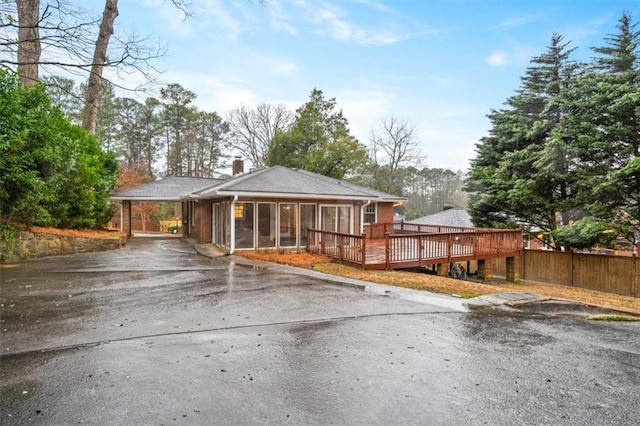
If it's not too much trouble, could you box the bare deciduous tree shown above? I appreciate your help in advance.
[370,116,422,193]
[227,103,293,168]
[82,0,117,134]
[15,0,41,85]
[1,0,171,130]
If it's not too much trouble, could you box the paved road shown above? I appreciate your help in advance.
[1,237,639,425]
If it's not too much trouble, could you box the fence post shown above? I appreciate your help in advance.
[338,234,343,264]
[634,256,638,297]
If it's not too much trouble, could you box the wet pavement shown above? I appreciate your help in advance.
[1,237,639,425]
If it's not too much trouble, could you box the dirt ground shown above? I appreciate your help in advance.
[236,251,640,314]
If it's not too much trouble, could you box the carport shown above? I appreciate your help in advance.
[110,176,224,238]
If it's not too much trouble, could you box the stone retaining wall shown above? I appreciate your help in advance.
[1,231,125,262]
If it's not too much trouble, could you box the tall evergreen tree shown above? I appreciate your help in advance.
[160,83,197,176]
[468,34,581,247]
[567,12,640,245]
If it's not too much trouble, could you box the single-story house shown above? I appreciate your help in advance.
[111,164,405,254]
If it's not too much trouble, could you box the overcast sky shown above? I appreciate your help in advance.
[94,0,638,172]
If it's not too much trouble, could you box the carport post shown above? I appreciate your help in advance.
[122,200,132,238]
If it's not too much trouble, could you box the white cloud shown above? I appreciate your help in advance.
[142,0,245,42]
[161,71,260,113]
[335,89,394,144]
[492,13,544,30]
[247,54,298,77]
[302,1,407,46]
[485,50,509,67]
[268,1,298,36]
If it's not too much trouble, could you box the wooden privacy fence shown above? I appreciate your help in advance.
[308,227,522,271]
[492,250,639,298]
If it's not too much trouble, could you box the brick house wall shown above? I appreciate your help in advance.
[195,199,213,244]
[377,202,395,223]
[122,200,132,238]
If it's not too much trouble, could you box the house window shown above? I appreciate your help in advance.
[234,203,244,219]
[299,204,316,246]
[321,205,352,234]
[279,203,297,247]
[234,202,254,249]
[363,203,376,224]
[257,203,277,248]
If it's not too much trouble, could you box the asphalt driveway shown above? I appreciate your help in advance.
[1,237,639,425]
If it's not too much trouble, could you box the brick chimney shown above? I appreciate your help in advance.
[232,157,244,176]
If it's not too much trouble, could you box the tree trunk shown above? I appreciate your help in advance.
[82,0,119,134]
[16,0,41,85]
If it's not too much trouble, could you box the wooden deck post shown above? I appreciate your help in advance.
[505,256,519,282]
[361,233,367,269]
[385,232,390,270]
[478,259,492,280]
[437,263,449,277]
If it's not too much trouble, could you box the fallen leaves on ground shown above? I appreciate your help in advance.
[30,226,124,239]
[235,251,640,313]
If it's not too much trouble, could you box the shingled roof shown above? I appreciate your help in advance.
[409,208,474,228]
[111,176,224,201]
[192,166,405,201]
[111,167,405,202]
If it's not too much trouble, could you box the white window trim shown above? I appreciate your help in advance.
[363,202,377,224]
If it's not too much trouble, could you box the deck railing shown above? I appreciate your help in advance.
[364,222,479,239]
[310,226,522,270]
[306,229,366,267]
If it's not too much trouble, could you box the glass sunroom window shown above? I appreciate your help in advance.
[321,205,352,234]
[279,203,297,247]
[299,204,316,246]
[257,203,277,248]
[234,202,254,249]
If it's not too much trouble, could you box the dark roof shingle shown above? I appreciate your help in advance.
[111,176,224,200]
[408,209,473,228]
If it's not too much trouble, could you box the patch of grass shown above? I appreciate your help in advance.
[586,314,640,322]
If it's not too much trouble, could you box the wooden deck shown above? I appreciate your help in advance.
[306,224,522,270]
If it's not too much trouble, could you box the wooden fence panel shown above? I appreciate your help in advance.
[522,250,572,286]
[495,250,639,298]
[572,254,637,297]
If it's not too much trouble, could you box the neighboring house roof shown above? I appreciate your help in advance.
[409,209,474,228]
[191,166,405,202]
[111,176,225,201]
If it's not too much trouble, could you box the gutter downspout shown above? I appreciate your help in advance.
[361,200,372,235]
[229,195,238,254]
